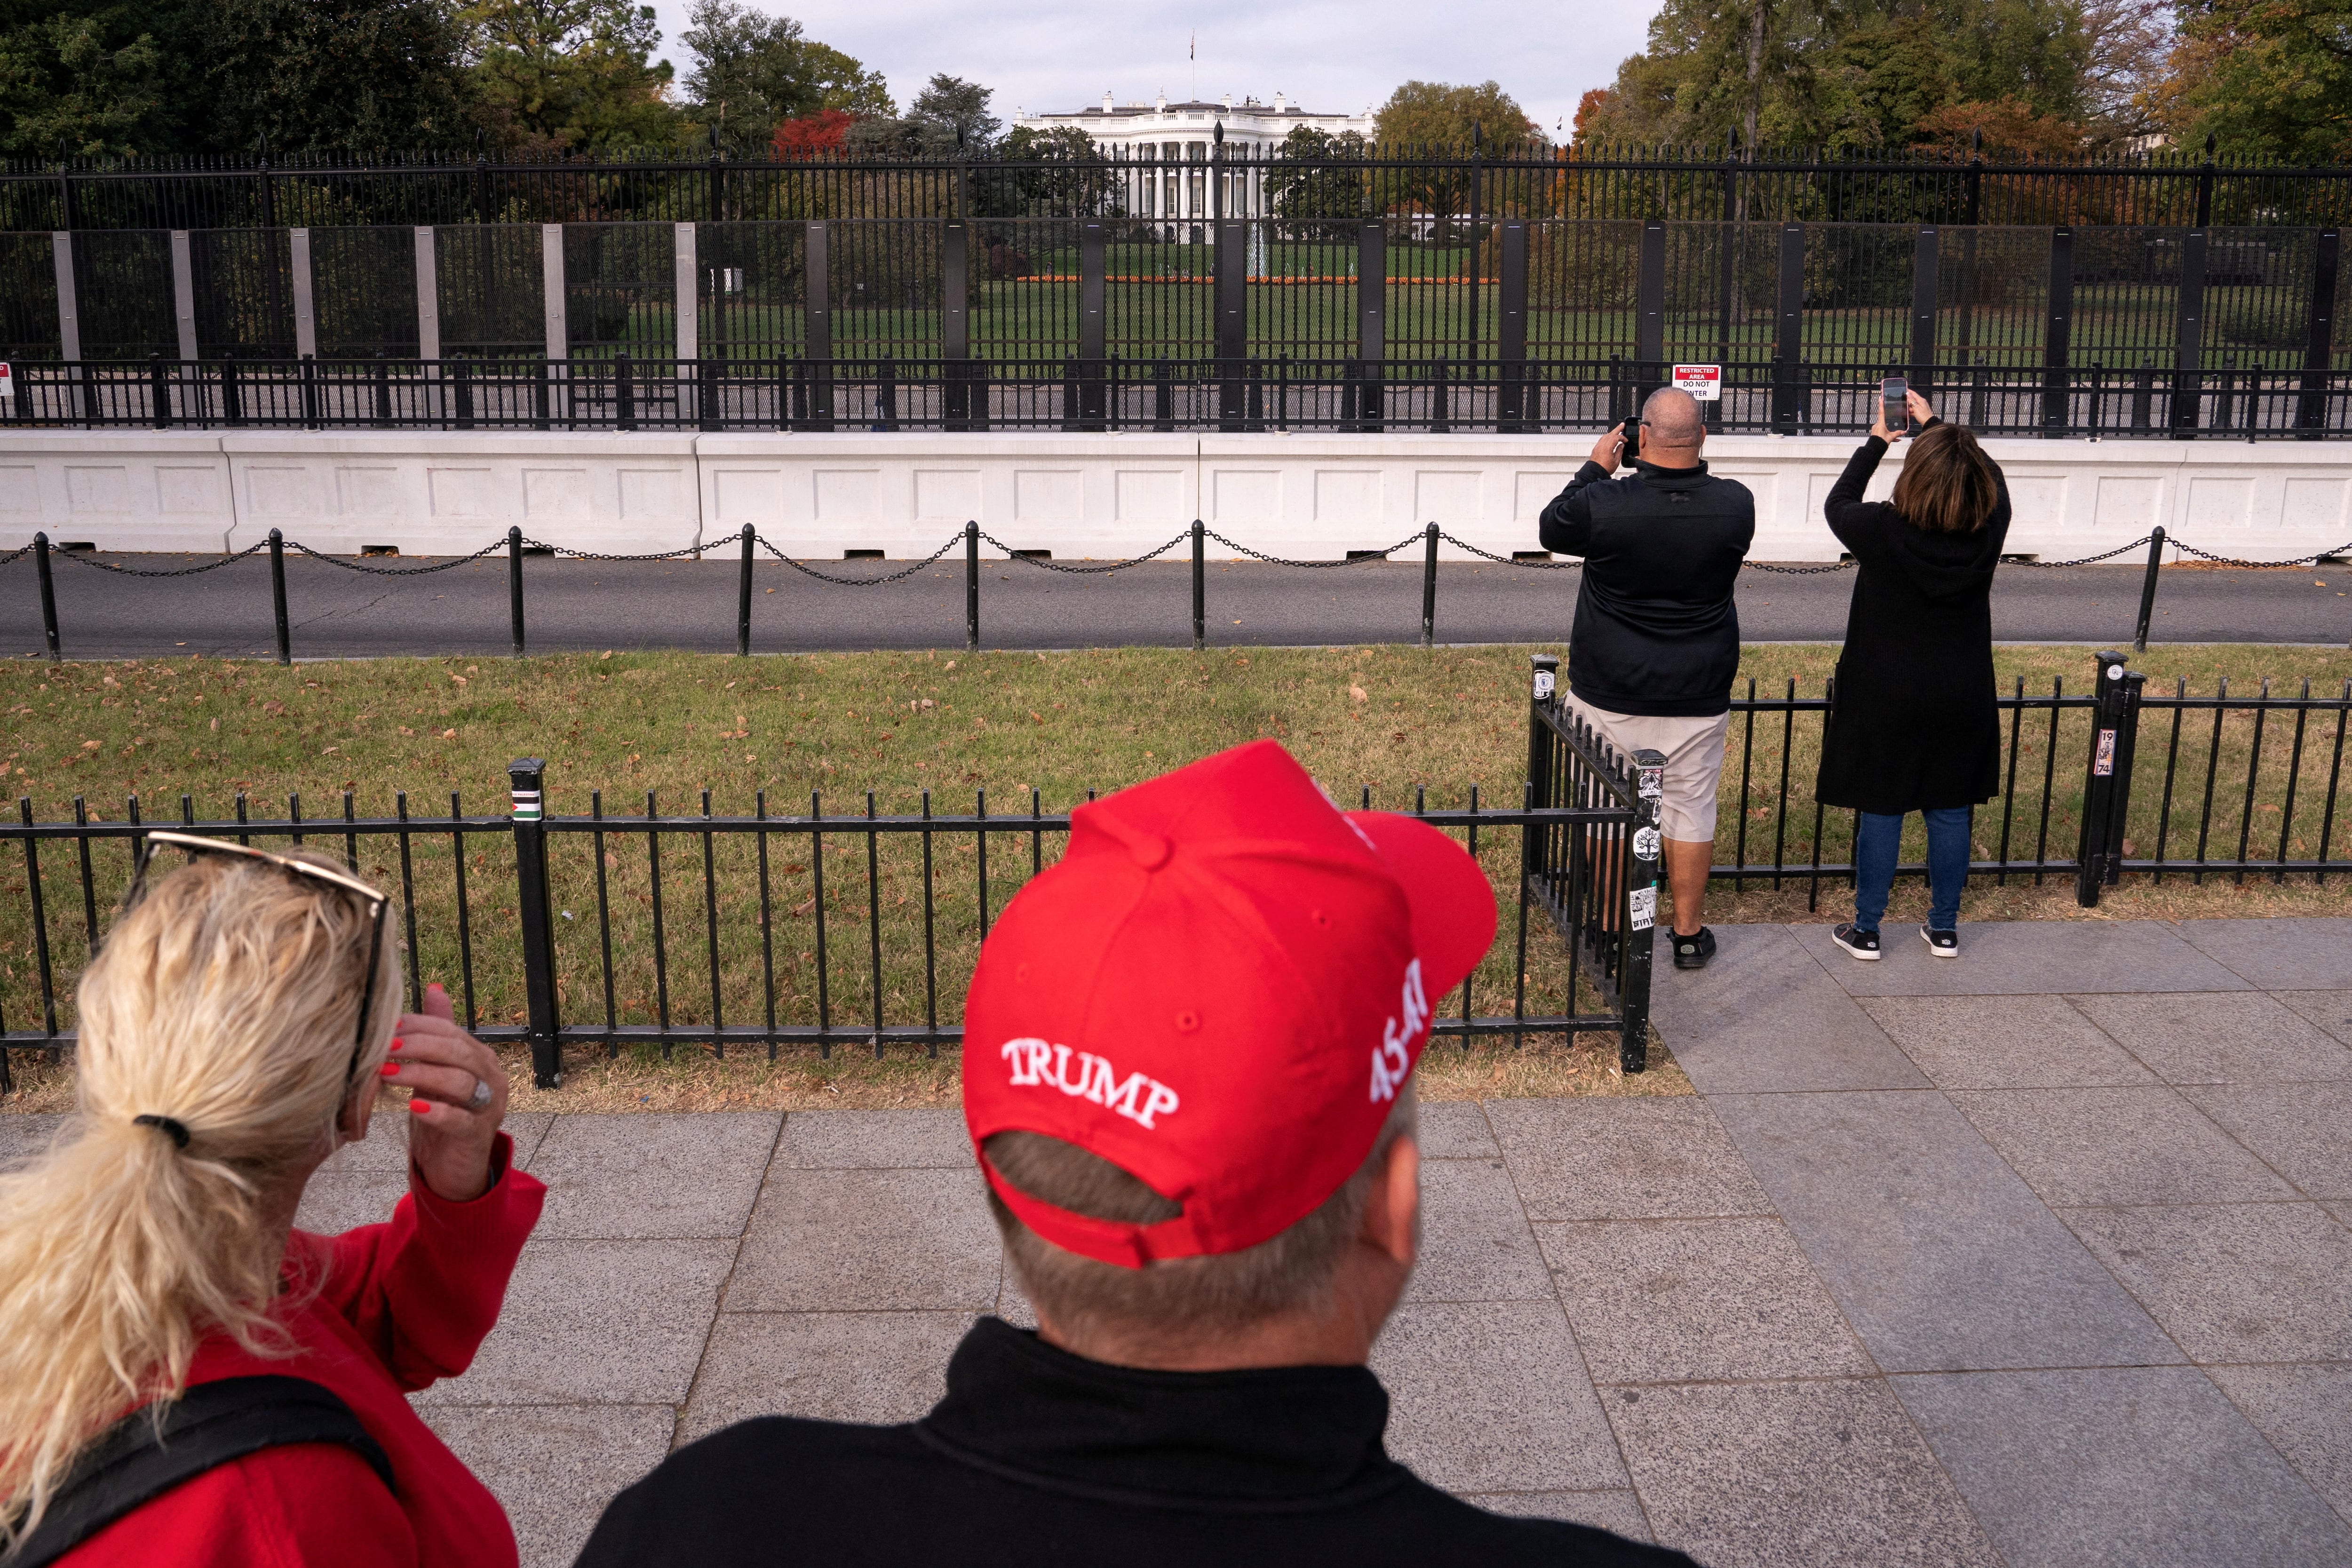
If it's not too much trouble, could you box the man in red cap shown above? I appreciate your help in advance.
[576,741,1695,1568]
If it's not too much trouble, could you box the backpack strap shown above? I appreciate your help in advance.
[13,1375,394,1568]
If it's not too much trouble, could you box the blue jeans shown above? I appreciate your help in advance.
[1854,807,1971,932]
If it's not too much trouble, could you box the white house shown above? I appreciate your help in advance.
[1010,93,1377,242]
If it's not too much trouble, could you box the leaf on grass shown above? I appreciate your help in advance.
[1350,685,1368,702]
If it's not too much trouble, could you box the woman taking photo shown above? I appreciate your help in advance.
[0,836,544,1565]
[1818,389,2011,960]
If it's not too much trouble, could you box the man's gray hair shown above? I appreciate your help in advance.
[983,1084,1417,1345]
[1641,386,1704,446]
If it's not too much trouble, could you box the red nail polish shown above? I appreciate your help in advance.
[389,1037,404,1052]
[377,1062,399,1078]
[407,1098,429,1114]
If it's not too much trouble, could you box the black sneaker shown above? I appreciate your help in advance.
[1921,924,1960,958]
[1670,927,1716,970]
[1831,923,1882,961]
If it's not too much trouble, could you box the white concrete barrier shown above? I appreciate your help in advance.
[4,430,2349,563]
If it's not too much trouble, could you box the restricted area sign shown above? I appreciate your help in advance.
[0,361,12,406]
[1670,364,1721,400]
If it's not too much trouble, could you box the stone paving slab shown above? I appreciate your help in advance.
[1855,995,2159,1090]
[2175,917,2352,989]
[1711,1089,2184,1373]
[421,1403,674,1568]
[1946,1085,2299,1206]
[2062,1201,2352,1364]
[2068,991,2352,1083]
[2202,1364,2352,1522]
[2182,1081,2352,1197]
[679,1310,976,1444]
[1486,1097,1776,1221]
[2280,990,2352,1046]
[1650,924,1930,1093]
[1790,917,2256,995]
[528,1112,779,1238]
[1893,1368,2352,1568]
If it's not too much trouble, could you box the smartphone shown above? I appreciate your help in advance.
[1881,376,1908,432]
[1620,415,1641,464]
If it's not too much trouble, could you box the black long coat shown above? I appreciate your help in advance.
[1815,428,2012,815]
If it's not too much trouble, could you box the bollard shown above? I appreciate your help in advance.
[150,353,171,430]
[737,525,755,656]
[1191,519,1206,652]
[2133,525,2165,653]
[964,520,979,652]
[615,352,636,431]
[1421,522,1438,648]
[269,528,290,665]
[34,532,59,660]
[2075,650,2142,907]
[508,526,526,657]
[509,759,564,1088]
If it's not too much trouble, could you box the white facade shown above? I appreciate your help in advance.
[1012,95,1377,242]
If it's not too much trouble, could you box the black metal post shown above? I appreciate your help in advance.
[150,353,170,430]
[452,353,474,431]
[2076,650,2131,906]
[615,351,636,431]
[507,525,525,656]
[1191,518,1206,652]
[737,525,755,655]
[34,532,59,660]
[1620,746,1665,1075]
[1357,216,1385,432]
[699,355,719,433]
[2133,526,2167,652]
[509,759,564,1088]
[1772,223,1805,432]
[1215,217,1247,432]
[1910,225,1939,398]
[268,527,289,665]
[1636,217,1666,384]
[300,353,319,431]
[1079,219,1106,430]
[2300,228,2338,437]
[2173,229,2208,436]
[805,221,833,431]
[1498,219,1527,432]
[943,219,969,430]
[1421,522,1438,648]
[2043,226,2074,436]
[964,520,979,652]
[1152,357,1174,432]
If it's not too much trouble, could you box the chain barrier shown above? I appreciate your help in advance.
[0,543,32,567]
[755,530,964,586]
[517,534,734,564]
[2019,534,2155,569]
[1745,560,1856,575]
[286,538,511,575]
[1437,531,1582,570]
[2171,537,2352,570]
[1201,527,1430,568]
[977,530,1191,573]
[51,540,272,577]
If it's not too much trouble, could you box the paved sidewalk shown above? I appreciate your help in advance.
[3,915,2349,1566]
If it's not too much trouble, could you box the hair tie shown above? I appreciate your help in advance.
[132,1114,191,1150]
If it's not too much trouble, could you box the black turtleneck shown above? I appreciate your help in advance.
[574,1316,1696,1567]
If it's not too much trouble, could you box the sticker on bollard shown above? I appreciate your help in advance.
[511,787,543,821]
[1629,886,1657,931]
[2093,729,2117,776]
[1670,364,1721,400]
[1633,826,1662,860]
[1637,765,1665,799]
[1532,668,1555,699]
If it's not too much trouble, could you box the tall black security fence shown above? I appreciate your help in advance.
[8,142,2352,437]
[0,677,1660,1089]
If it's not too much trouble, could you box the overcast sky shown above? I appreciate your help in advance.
[641,0,1642,141]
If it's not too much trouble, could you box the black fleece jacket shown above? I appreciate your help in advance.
[1538,458,1756,717]
[573,1317,1695,1568]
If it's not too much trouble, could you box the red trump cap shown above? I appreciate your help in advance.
[962,740,1497,1269]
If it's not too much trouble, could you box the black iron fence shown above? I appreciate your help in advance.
[0,668,1660,1088]
[7,150,2352,427]
[1715,653,2351,904]
[12,350,2352,438]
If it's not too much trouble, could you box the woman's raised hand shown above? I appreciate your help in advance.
[383,982,509,1202]
[1905,388,1934,426]
[1871,388,1938,442]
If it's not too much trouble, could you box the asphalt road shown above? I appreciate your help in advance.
[2,549,2346,661]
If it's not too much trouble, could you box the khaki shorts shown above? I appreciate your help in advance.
[1562,693,1730,842]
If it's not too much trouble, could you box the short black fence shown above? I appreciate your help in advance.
[13,352,2352,439]
[0,669,1660,1088]
[13,521,2345,669]
[1716,652,2352,904]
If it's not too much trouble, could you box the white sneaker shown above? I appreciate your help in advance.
[1921,924,1960,958]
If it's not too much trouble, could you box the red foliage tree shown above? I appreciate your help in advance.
[772,109,854,158]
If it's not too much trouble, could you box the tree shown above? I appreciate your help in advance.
[1373,80,1541,150]
[678,0,889,157]
[2154,0,2352,164]
[450,0,682,154]
[771,105,852,156]
[0,2,167,157]
[1265,124,1370,239]
[844,72,999,157]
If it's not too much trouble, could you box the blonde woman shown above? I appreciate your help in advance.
[0,835,545,1566]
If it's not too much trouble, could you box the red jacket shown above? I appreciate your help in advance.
[64,1132,547,1568]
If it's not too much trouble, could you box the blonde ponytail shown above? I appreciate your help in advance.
[0,851,399,1552]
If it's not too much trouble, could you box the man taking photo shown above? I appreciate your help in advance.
[1539,387,1755,970]
[575,741,1695,1568]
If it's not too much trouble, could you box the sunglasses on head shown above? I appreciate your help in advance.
[127,831,393,1094]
